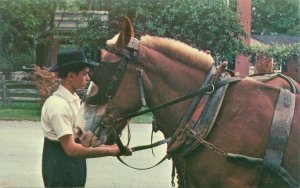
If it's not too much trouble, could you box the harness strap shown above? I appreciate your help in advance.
[226,89,297,187]
[136,66,147,107]
[277,73,299,94]
[130,137,171,152]
[190,63,227,123]
[105,56,129,99]
[167,63,232,157]
[181,83,229,157]
[116,155,168,170]
[172,66,216,131]
[115,69,241,123]
[249,73,299,94]
[127,37,140,50]
[171,161,176,187]
[166,66,216,154]
[261,89,297,187]
[115,136,171,170]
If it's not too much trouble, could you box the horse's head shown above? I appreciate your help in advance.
[75,17,215,147]
[75,17,144,147]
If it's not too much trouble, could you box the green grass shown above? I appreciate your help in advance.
[0,102,41,121]
[0,102,153,123]
[131,112,153,124]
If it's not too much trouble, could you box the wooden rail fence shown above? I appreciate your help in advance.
[0,72,88,107]
[0,73,40,107]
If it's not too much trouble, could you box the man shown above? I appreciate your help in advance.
[41,48,128,187]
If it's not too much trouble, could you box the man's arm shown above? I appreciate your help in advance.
[59,134,121,158]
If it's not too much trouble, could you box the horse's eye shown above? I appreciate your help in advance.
[86,95,100,105]
[86,93,109,106]
[86,104,97,108]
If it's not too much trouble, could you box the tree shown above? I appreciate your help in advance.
[0,0,108,70]
[0,0,64,71]
[102,0,246,64]
[252,0,300,35]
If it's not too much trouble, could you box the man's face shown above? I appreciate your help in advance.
[71,67,91,89]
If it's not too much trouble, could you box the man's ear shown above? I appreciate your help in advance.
[67,72,75,81]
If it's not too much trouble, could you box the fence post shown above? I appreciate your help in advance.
[1,74,8,107]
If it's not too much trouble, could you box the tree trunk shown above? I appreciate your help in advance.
[36,38,59,68]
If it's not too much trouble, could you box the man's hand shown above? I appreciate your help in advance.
[122,146,132,156]
[115,145,132,156]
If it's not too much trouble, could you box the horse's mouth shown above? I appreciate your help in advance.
[75,127,102,147]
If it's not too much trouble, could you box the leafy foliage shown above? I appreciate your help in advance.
[252,0,300,35]
[70,13,109,59]
[0,0,64,70]
[0,56,13,75]
[245,43,300,65]
[103,0,246,64]
[1,0,299,72]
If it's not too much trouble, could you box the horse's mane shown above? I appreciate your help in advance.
[107,34,214,70]
[141,35,214,70]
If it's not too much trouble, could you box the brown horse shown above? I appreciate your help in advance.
[283,56,300,84]
[75,18,300,188]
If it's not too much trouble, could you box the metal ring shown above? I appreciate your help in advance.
[206,84,215,94]
[102,114,115,128]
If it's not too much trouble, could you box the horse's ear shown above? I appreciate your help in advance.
[116,16,134,47]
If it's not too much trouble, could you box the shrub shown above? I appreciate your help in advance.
[32,65,58,106]
[245,43,300,66]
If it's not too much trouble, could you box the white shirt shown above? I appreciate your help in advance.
[41,85,81,141]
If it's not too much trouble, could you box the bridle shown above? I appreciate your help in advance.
[90,38,156,155]
[89,37,240,170]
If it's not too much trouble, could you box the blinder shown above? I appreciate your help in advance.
[86,38,145,152]
[86,48,134,106]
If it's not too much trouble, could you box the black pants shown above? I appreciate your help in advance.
[42,137,87,187]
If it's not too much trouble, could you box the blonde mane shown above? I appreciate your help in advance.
[107,34,214,70]
[141,35,214,70]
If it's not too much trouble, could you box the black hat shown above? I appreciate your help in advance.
[49,48,98,72]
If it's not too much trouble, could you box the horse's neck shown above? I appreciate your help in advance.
[139,46,207,136]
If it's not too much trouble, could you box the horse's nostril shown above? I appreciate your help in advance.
[75,127,83,136]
